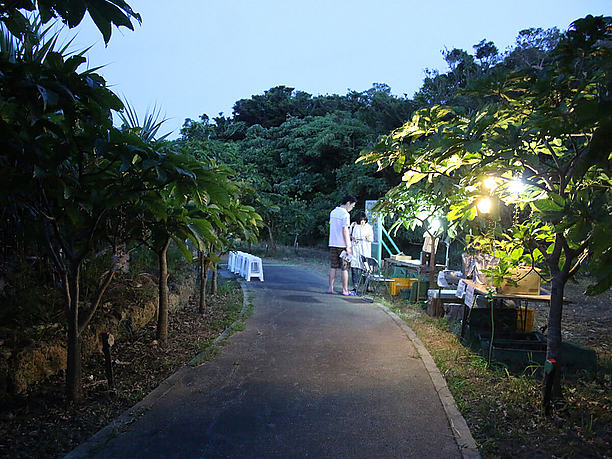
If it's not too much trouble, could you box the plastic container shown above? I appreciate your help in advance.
[390,278,417,296]
[516,306,534,332]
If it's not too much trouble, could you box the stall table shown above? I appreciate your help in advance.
[456,279,555,338]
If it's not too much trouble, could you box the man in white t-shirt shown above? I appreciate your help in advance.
[328,195,357,295]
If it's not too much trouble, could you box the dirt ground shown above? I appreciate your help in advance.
[0,280,243,458]
[534,276,612,361]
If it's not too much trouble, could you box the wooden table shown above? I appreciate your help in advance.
[457,279,552,303]
[384,258,446,273]
[456,279,553,338]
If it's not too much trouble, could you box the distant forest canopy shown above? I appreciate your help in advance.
[177,26,562,248]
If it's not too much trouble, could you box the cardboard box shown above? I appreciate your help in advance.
[476,267,541,295]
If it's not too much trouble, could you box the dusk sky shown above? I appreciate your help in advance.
[70,0,612,138]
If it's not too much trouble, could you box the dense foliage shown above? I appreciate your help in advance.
[360,15,611,399]
[178,26,572,249]
[0,4,260,402]
[179,83,416,247]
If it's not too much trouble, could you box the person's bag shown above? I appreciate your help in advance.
[339,250,351,262]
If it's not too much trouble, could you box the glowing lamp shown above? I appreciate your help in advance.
[483,176,497,191]
[477,197,492,214]
[509,180,525,195]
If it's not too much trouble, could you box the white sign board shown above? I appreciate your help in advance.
[365,200,382,264]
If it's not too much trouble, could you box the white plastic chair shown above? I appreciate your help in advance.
[227,251,236,272]
[244,255,264,282]
[233,252,245,274]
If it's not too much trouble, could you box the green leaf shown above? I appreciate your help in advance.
[36,85,59,110]
[171,237,193,263]
[175,167,196,179]
[550,193,566,208]
[3,10,30,37]
[402,170,426,187]
[141,159,160,169]
[533,199,563,213]
[88,6,113,44]
[65,0,87,27]
[464,140,482,153]
[465,206,477,221]
[508,248,523,261]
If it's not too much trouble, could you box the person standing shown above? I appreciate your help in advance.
[350,211,374,290]
[328,195,357,295]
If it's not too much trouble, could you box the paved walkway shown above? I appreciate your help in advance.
[67,262,478,458]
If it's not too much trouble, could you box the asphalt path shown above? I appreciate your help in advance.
[67,262,475,458]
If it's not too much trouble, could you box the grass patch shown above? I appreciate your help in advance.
[383,297,612,457]
[244,302,255,318]
[190,339,221,366]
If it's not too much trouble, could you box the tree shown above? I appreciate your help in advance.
[232,85,307,128]
[0,14,149,401]
[473,39,498,70]
[0,0,140,43]
[503,27,561,71]
[361,15,611,405]
[132,153,240,344]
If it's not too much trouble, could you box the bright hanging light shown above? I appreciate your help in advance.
[483,176,498,191]
[477,197,492,214]
[509,179,525,195]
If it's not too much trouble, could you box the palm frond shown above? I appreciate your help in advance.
[0,13,81,65]
[119,99,172,142]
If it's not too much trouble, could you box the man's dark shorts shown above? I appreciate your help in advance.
[329,247,350,271]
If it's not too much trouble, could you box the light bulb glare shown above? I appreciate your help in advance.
[509,180,525,195]
[477,197,492,214]
[483,176,497,191]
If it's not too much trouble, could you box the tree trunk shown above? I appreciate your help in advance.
[267,224,276,254]
[545,273,566,399]
[211,262,218,295]
[65,263,83,403]
[428,244,437,293]
[156,238,171,345]
[199,251,211,314]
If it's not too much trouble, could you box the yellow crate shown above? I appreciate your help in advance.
[516,307,534,332]
[391,278,417,296]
